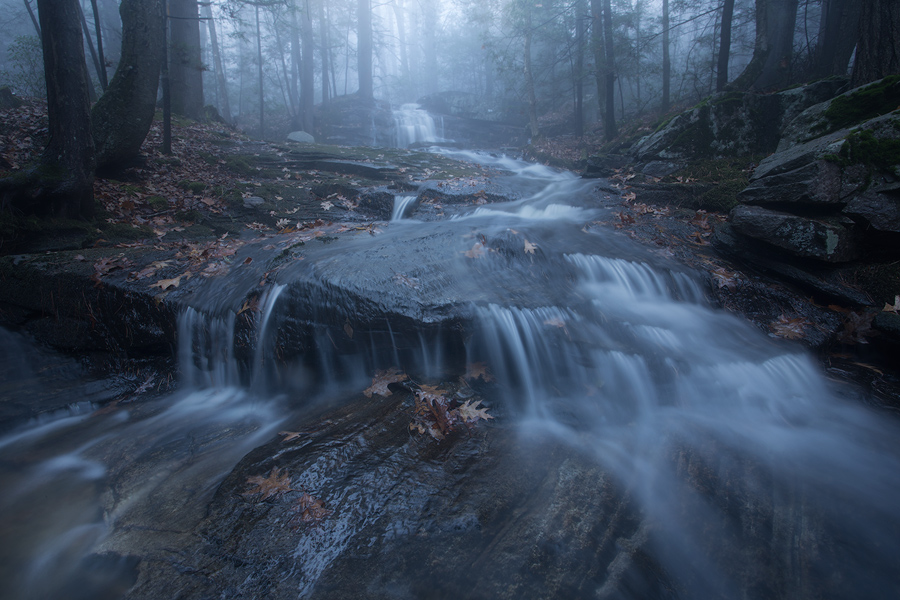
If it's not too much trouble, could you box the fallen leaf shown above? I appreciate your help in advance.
[343,320,354,339]
[242,466,292,502]
[769,314,809,340]
[290,493,332,523]
[524,239,537,254]
[882,295,900,313]
[465,362,494,382]
[464,241,487,258]
[279,431,302,442]
[321,200,333,210]
[453,399,493,423]
[363,367,408,397]
[149,273,188,290]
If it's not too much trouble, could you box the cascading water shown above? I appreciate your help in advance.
[392,103,439,147]
[391,195,417,221]
[1,149,899,599]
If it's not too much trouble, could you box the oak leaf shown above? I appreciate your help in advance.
[524,239,537,254]
[465,362,494,382]
[453,399,493,423]
[291,493,332,524]
[243,466,292,502]
[769,314,809,340]
[464,241,487,259]
[363,367,408,397]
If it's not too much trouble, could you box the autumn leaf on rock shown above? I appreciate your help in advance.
[453,399,493,424]
[524,239,537,254]
[363,367,408,397]
[711,267,740,290]
[839,311,877,344]
[769,314,809,340]
[279,431,303,442]
[882,295,900,313]
[320,200,333,211]
[150,272,189,290]
[622,191,637,202]
[290,493,332,524]
[243,466,292,502]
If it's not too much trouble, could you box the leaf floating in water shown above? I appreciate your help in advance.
[242,466,292,502]
[464,241,487,259]
[465,362,494,382]
[363,367,408,397]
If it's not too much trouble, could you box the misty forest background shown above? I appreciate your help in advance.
[0,0,896,221]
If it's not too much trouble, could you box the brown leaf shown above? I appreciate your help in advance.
[464,241,487,259]
[343,320,354,339]
[465,362,494,382]
[242,466,292,502]
[769,314,809,340]
[524,239,537,254]
[149,273,188,290]
[279,431,302,442]
[363,367,408,398]
[290,492,332,523]
[452,399,493,423]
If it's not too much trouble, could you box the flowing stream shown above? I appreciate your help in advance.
[1,150,899,599]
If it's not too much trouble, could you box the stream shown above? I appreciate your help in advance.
[1,150,899,599]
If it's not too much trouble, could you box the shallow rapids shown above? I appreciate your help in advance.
[1,150,899,599]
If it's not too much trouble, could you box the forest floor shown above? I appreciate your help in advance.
[1,99,899,416]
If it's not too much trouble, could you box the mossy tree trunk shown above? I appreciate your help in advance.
[851,0,900,88]
[91,0,165,172]
[31,0,95,218]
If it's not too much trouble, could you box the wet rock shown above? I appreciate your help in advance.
[843,186,900,234]
[315,94,394,147]
[632,81,847,162]
[739,159,844,206]
[730,205,860,262]
[243,195,265,208]
[287,131,315,143]
[0,86,22,109]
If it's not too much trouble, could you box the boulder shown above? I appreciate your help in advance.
[843,186,900,234]
[730,205,860,262]
[0,86,22,109]
[632,79,848,162]
[286,130,315,143]
[778,76,900,151]
[739,159,844,206]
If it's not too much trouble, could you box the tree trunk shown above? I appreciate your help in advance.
[523,4,540,139]
[716,0,735,91]
[590,0,606,124]
[730,0,799,91]
[205,2,231,124]
[812,0,860,79]
[602,0,616,139]
[91,0,165,171]
[35,0,94,217]
[357,0,373,100]
[290,3,301,129]
[301,0,315,132]
[89,0,108,89]
[169,0,204,119]
[255,4,265,137]
[319,0,330,104]
[574,0,585,138]
[421,0,438,95]
[24,0,41,39]
[850,0,900,88]
[392,0,410,91]
[661,0,670,112]
[77,1,104,92]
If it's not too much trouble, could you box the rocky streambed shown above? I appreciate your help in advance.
[1,146,899,600]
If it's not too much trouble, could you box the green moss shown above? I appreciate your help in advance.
[835,129,900,171]
[146,195,168,211]
[177,180,207,194]
[823,75,900,131]
[222,155,259,177]
[670,106,715,158]
[669,158,757,212]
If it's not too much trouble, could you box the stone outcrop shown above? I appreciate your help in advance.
[632,78,848,163]
[314,94,395,146]
[416,91,527,148]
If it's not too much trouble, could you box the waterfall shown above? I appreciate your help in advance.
[391,195,418,221]
[393,103,438,147]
